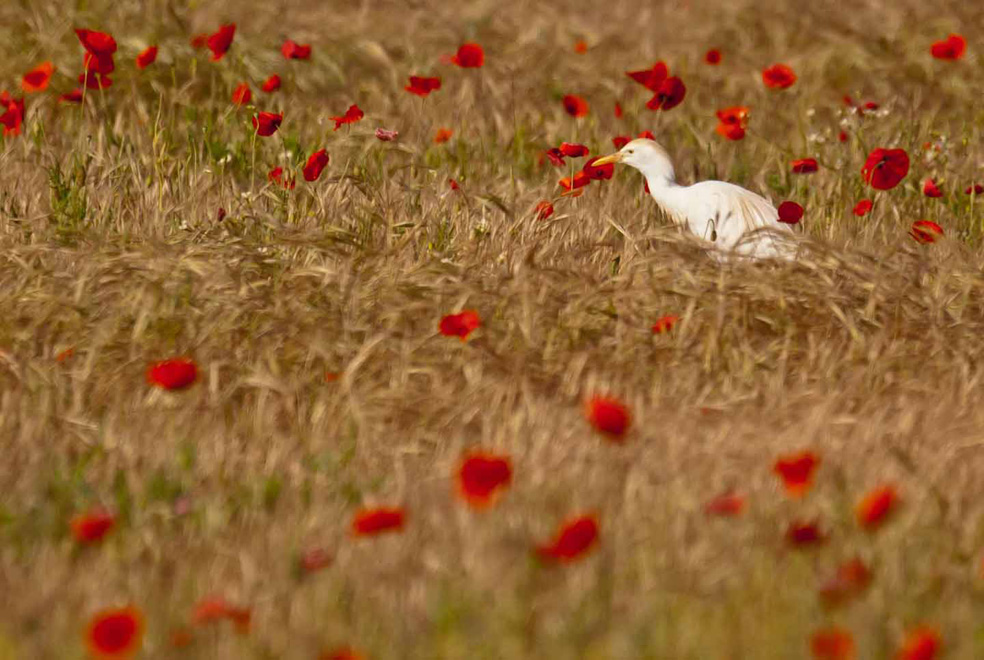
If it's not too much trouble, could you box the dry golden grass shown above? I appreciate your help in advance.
[1,0,984,657]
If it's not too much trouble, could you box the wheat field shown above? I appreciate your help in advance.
[0,0,983,657]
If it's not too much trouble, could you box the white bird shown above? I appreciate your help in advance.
[591,139,797,261]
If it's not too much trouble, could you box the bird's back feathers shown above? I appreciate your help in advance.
[655,180,796,261]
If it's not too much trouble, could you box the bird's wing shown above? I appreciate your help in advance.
[690,181,795,259]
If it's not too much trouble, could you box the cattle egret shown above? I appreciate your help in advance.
[592,139,797,261]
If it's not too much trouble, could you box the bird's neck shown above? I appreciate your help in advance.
[645,173,681,204]
[644,174,687,225]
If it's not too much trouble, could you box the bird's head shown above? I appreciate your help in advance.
[592,138,676,182]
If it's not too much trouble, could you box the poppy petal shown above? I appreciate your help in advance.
[536,515,599,562]
[86,606,144,658]
[303,149,330,182]
[351,507,405,536]
[585,395,630,439]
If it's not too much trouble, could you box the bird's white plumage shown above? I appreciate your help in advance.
[595,139,796,261]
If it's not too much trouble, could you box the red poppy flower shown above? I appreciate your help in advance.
[778,201,804,224]
[923,178,942,198]
[762,63,796,89]
[84,51,110,72]
[626,62,668,91]
[559,142,589,158]
[375,128,399,142]
[585,395,630,439]
[252,111,283,136]
[56,347,75,362]
[791,158,819,174]
[136,46,157,70]
[897,626,941,660]
[299,547,332,574]
[861,148,909,190]
[231,82,251,107]
[715,106,749,141]
[559,171,591,192]
[70,508,115,544]
[562,94,589,117]
[59,89,84,104]
[638,130,656,140]
[652,314,679,334]
[612,136,630,150]
[646,76,686,111]
[79,64,113,88]
[536,515,599,562]
[320,647,365,660]
[261,74,281,93]
[433,127,453,143]
[303,149,329,182]
[457,451,512,508]
[535,200,554,220]
[207,24,236,61]
[786,520,826,547]
[405,75,441,97]
[583,156,615,181]
[574,40,588,54]
[773,451,820,497]
[269,166,296,190]
[838,130,849,143]
[704,492,745,517]
[192,596,252,634]
[282,39,312,60]
[147,358,198,390]
[819,557,872,607]
[811,627,855,660]
[451,42,484,68]
[331,104,364,130]
[448,178,460,191]
[704,48,722,65]
[910,220,944,244]
[715,121,745,140]
[853,199,873,217]
[75,29,117,55]
[614,102,623,118]
[0,94,25,136]
[21,61,54,93]
[190,34,207,49]
[931,33,966,60]
[966,183,984,195]
[86,606,144,658]
[856,485,899,530]
[83,50,115,75]
[79,72,113,90]
[544,148,566,167]
[439,310,480,340]
[352,507,405,536]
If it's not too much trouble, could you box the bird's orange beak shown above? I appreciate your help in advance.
[590,152,622,166]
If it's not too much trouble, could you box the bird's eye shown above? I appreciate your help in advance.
[627,150,634,154]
